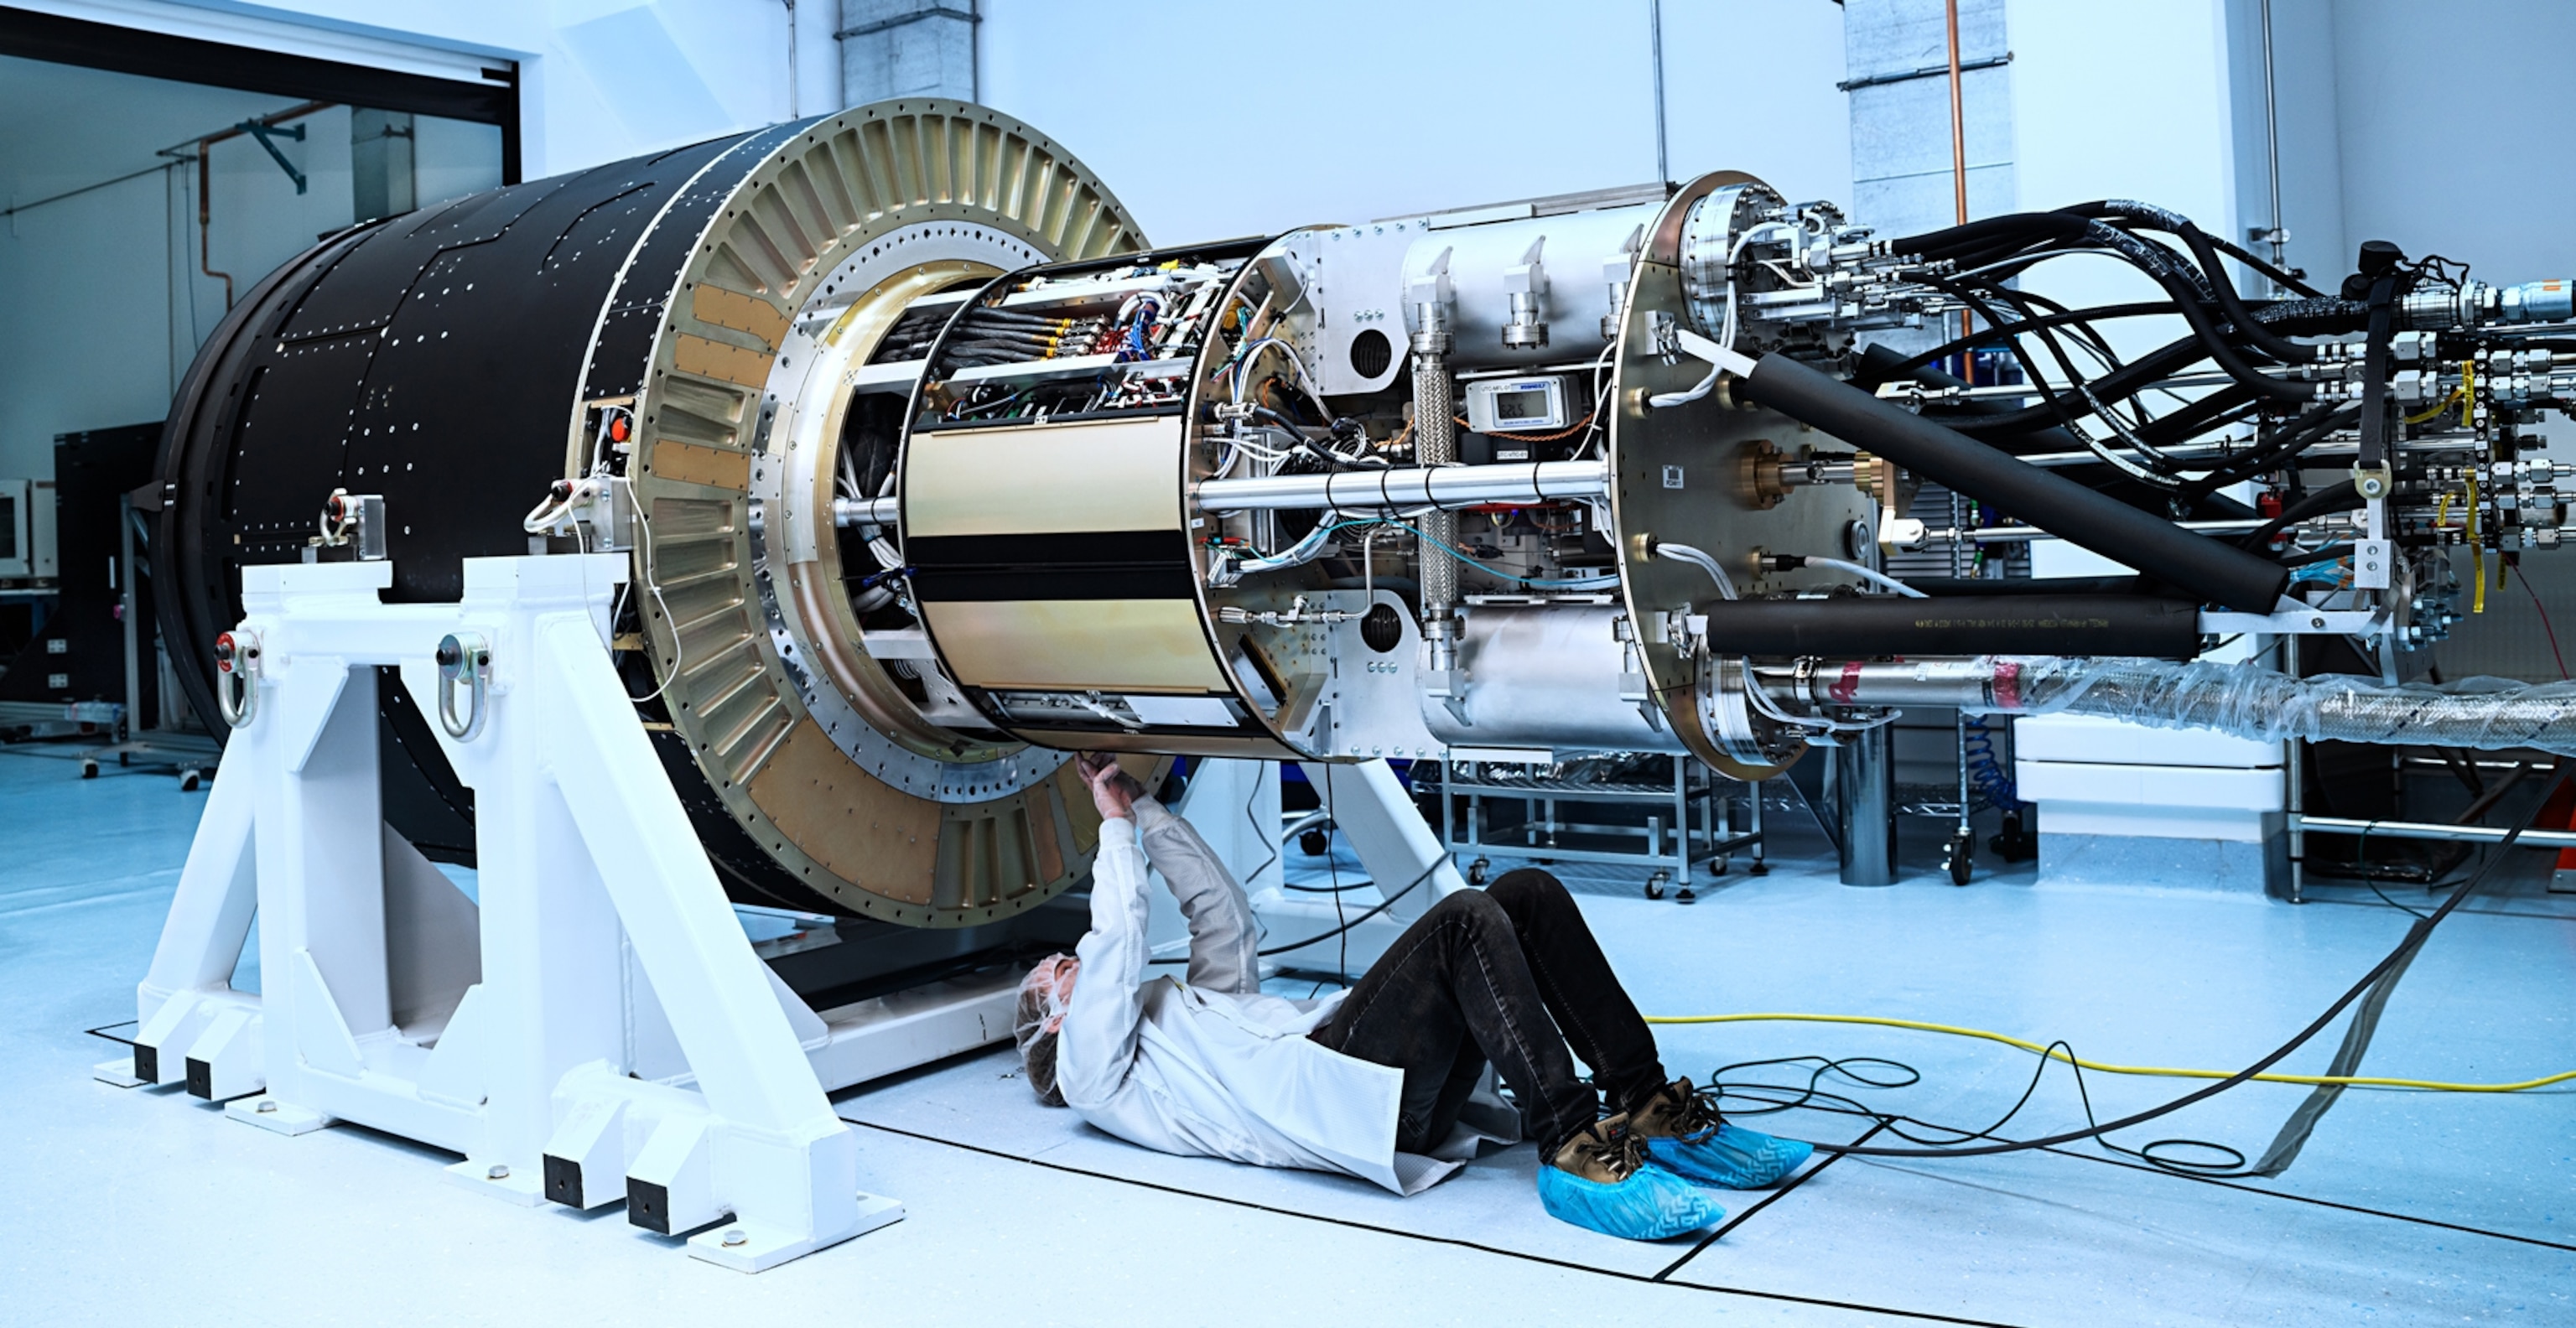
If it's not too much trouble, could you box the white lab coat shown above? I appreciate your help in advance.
[1056,799,1514,1195]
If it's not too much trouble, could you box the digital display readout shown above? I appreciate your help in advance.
[1494,389,1550,422]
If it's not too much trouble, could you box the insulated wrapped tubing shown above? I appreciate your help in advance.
[1727,351,2293,613]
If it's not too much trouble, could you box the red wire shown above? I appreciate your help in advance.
[2519,574,2570,680]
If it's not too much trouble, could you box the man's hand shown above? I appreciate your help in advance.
[1078,751,1139,822]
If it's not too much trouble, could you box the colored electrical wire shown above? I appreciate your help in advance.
[1644,1011,2576,1093]
[2521,574,2570,679]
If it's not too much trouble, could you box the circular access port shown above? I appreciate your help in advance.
[1360,603,1405,653]
[1348,328,1393,378]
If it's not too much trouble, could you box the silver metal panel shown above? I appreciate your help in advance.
[1422,604,1684,755]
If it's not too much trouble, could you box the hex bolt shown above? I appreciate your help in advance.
[721,1228,749,1248]
[487,1164,511,1180]
[254,1100,278,1114]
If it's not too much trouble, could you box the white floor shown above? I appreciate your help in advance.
[6,747,2572,1326]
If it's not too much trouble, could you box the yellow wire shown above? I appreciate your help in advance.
[1641,1012,2576,1093]
[2470,473,2487,614]
[2405,390,2463,425]
[2464,357,2477,428]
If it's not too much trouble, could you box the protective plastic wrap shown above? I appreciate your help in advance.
[1983,656,2576,756]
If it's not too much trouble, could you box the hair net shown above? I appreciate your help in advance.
[1014,954,1075,1107]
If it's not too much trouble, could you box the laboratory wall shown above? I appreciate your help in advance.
[978,0,1852,246]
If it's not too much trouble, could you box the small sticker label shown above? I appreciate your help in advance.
[1662,465,1685,489]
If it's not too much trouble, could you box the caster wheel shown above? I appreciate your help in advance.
[1709,859,1729,877]
[1296,828,1330,857]
[1644,879,1665,901]
[180,770,202,792]
[1949,853,1974,886]
[1466,857,1490,886]
[80,760,98,779]
[1675,886,1697,905]
[117,752,131,767]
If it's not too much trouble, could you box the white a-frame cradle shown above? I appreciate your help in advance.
[119,555,910,1271]
[117,554,1476,1271]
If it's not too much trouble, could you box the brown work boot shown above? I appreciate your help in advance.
[1547,1113,1650,1184]
[1537,1112,1727,1239]
[1624,1076,1815,1188]
[1628,1076,1723,1142]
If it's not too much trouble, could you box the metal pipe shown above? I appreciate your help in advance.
[833,495,901,527]
[1413,278,1462,687]
[2283,635,2304,902]
[1193,459,1607,512]
[1945,0,1972,383]
[198,145,233,310]
[1836,727,1898,885]
[2257,0,2288,292]
[189,101,333,311]
[1649,0,1669,185]
[2288,813,2576,850]
[1934,517,2269,543]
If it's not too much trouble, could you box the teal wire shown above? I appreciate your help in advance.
[1234,517,1615,589]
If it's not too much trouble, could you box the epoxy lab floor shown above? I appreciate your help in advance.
[3,746,2570,1326]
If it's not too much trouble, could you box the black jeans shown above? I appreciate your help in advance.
[1308,869,1666,1157]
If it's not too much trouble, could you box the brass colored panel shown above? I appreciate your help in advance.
[906,418,1180,537]
[924,599,1223,691]
[619,99,1148,926]
[1028,781,1066,884]
[650,441,751,490]
[747,722,940,903]
[673,333,774,387]
[691,285,790,347]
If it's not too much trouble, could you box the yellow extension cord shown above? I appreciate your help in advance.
[1641,1012,2576,1094]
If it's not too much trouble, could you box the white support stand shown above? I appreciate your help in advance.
[125,556,898,1271]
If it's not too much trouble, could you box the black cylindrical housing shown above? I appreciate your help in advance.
[1907,575,2148,597]
[1703,595,2200,659]
[1735,352,2290,612]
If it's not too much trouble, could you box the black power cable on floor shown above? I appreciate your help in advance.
[1738,760,2570,1170]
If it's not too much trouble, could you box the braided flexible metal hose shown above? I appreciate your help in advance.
[1995,657,2576,756]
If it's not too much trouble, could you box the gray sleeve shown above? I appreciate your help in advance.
[1132,798,1262,995]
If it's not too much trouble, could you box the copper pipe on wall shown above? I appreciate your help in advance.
[193,101,335,312]
[1945,0,1971,384]
[197,145,232,309]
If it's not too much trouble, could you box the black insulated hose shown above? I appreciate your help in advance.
[1725,352,2291,612]
[1701,596,2200,659]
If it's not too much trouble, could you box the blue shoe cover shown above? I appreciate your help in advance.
[1644,1122,1815,1189]
[1536,1159,1726,1240]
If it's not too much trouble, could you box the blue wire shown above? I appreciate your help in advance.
[1963,715,2019,810]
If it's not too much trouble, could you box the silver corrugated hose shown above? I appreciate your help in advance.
[2001,657,2576,755]
[1415,353,1459,612]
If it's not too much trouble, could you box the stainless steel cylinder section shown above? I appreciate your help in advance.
[1832,726,1898,886]
[1794,658,2017,708]
[1399,203,1659,371]
[1423,605,1685,754]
